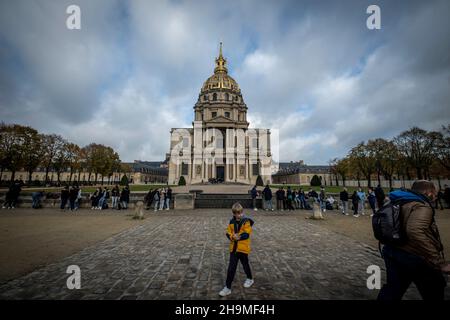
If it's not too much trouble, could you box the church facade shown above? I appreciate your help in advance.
[168,45,272,185]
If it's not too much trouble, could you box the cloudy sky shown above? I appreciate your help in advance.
[0,0,449,164]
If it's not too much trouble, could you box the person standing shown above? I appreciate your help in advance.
[351,191,360,217]
[357,188,366,215]
[76,186,82,210]
[219,202,254,297]
[262,184,273,211]
[251,185,258,211]
[375,184,386,209]
[120,185,130,210]
[165,187,172,211]
[276,187,285,211]
[368,187,377,216]
[378,180,450,300]
[153,189,160,212]
[60,186,70,211]
[339,187,349,215]
[111,184,120,209]
[443,184,450,209]
[69,186,78,211]
[286,186,295,211]
[159,188,166,210]
[299,189,306,209]
[319,187,326,212]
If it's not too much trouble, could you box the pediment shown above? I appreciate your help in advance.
[207,116,234,123]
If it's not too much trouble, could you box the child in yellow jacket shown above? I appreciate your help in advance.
[219,202,255,297]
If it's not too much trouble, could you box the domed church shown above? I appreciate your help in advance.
[168,44,272,185]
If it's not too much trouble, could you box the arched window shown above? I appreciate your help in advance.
[212,93,217,101]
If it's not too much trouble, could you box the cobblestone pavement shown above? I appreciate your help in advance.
[0,209,447,300]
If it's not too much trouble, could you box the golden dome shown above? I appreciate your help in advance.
[200,43,241,94]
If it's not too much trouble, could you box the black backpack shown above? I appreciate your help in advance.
[372,198,424,246]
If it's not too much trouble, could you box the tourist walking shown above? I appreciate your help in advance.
[219,202,254,297]
[378,180,450,300]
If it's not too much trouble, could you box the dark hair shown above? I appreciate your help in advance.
[411,180,436,195]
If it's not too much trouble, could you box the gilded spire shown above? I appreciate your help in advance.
[214,42,228,74]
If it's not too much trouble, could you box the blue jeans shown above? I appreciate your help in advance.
[378,245,446,300]
[265,199,273,210]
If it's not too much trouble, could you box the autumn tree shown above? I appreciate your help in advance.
[21,129,44,185]
[42,134,66,184]
[394,127,437,180]
[349,142,377,187]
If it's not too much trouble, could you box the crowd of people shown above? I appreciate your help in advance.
[143,187,173,211]
[251,184,450,216]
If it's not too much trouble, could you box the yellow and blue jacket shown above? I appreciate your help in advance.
[226,216,254,254]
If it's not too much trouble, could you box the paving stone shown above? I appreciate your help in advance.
[1,209,444,300]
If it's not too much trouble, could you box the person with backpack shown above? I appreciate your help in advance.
[376,180,450,300]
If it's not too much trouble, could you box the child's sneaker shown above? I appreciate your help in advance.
[243,279,254,288]
[219,287,231,297]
